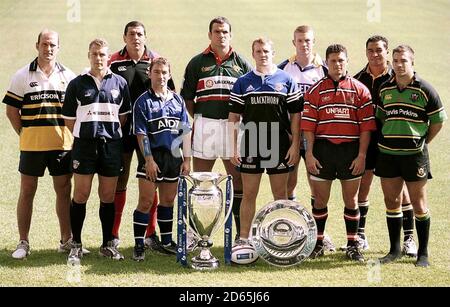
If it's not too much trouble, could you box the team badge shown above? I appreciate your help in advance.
[205,80,214,88]
[111,89,120,99]
[201,65,214,72]
[246,157,253,163]
[321,95,331,102]
[416,167,426,178]
[385,94,392,101]
[411,93,419,102]
[275,83,284,91]
[233,65,242,73]
[73,160,80,170]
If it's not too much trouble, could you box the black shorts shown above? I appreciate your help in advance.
[237,156,294,175]
[71,137,123,177]
[374,148,432,182]
[19,150,71,177]
[122,134,140,154]
[137,148,182,183]
[311,139,361,181]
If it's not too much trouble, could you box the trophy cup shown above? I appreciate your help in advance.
[177,172,233,270]
[251,200,317,267]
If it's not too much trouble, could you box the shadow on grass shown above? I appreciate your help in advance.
[0,246,400,276]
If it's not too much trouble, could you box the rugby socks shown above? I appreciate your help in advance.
[415,211,430,259]
[233,190,243,238]
[70,200,86,244]
[312,206,328,246]
[145,193,159,238]
[357,200,369,239]
[157,205,174,245]
[385,209,403,256]
[344,207,360,247]
[112,190,126,239]
[99,202,115,247]
[133,210,149,247]
[402,203,415,240]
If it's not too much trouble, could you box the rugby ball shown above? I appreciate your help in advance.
[231,245,259,265]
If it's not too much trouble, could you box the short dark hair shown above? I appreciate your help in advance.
[366,35,388,49]
[149,57,171,74]
[326,44,347,60]
[209,16,231,33]
[124,21,146,36]
[392,44,415,61]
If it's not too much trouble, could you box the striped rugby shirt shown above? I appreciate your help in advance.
[133,89,190,151]
[61,70,131,139]
[109,46,175,136]
[302,75,376,144]
[229,66,302,156]
[2,58,76,151]
[376,73,447,155]
[181,46,252,119]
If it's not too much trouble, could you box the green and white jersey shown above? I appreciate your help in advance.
[376,73,447,155]
[180,46,252,119]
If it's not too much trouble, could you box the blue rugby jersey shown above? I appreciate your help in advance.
[229,66,302,156]
[133,89,190,152]
[62,70,131,139]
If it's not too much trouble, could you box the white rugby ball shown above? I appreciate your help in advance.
[231,245,259,265]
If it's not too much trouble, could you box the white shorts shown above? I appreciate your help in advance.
[192,115,237,160]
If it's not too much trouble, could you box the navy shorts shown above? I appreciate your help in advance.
[311,139,362,181]
[374,147,432,182]
[237,156,294,175]
[137,148,182,183]
[19,150,71,177]
[71,137,123,177]
[122,134,140,154]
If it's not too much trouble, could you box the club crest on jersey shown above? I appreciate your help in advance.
[321,95,332,102]
[385,94,392,101]
[411,93,419,102]
[275,83,284,91]
[233,65,242,73]
[111,89,120,99]
[205,80,214,88]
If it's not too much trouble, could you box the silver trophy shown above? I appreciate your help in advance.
[178,172,233,270]
[251,200,317,267]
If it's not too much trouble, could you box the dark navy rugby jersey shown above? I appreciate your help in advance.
[133,89,190,152]
[62,71,131,139]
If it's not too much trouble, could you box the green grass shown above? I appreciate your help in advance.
[0,0,449,286]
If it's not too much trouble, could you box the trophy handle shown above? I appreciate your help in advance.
[213,175,234,234]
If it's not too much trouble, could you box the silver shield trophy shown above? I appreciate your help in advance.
[251,200,317,267]
[179,172,233,270]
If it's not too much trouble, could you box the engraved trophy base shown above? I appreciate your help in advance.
[191,248,220,270]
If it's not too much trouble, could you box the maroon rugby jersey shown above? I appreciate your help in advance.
[301,75,376,144]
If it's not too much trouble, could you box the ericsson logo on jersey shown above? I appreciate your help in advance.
[30,92,60,101]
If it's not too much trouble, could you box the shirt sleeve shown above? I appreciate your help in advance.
[286,77,302,114]
[300,90,318,132]
[180,56,199,101]
[229,78,245,114]
[357,83,376,132]
[2,69,26,109]
[119,82,131,115]
[61,78,78,119]
[133,96,149,136]
[422,81,448,124]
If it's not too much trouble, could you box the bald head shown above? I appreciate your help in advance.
[37,29,59,45]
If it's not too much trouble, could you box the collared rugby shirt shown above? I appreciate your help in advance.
[2,58,76,151]
[62,70,131,139]
[109,46,175,135]
[133,89,190,151]
[354,63,394,106]
[230,66,301,156]
[181,46,252,119]
[376,73,447,155]
[278,53,327,95]
[302,75,376,144]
